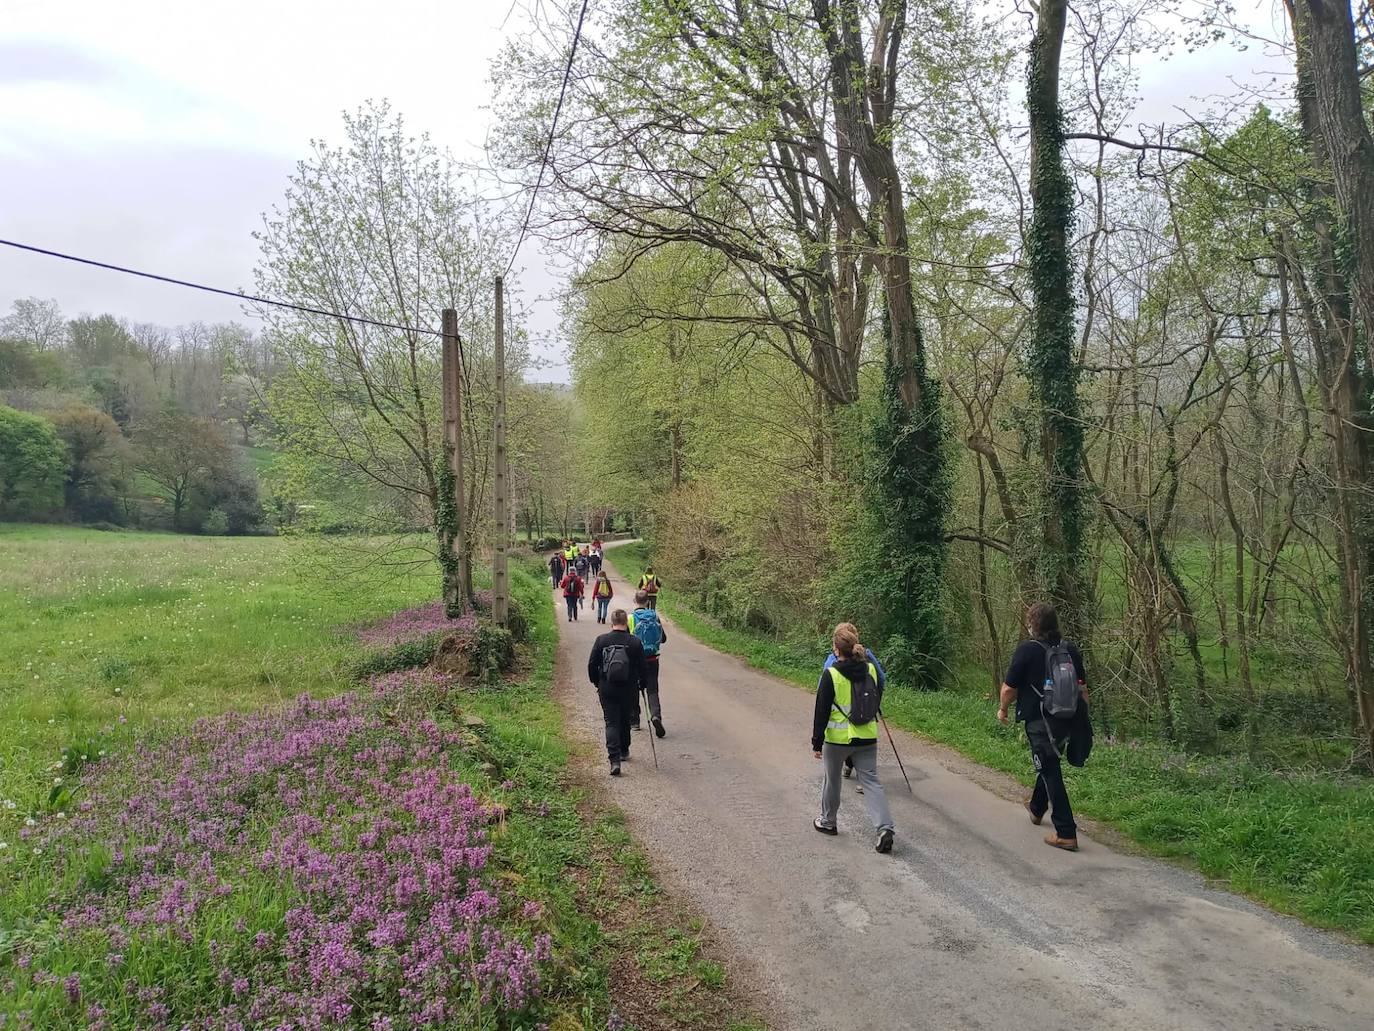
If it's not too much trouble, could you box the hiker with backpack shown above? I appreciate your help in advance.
[590,547,602,577]
[592,570,614,623]
[998,601,1090,852]
[588,608,648,776]
[638,567,662,610]
[812,622,894,854]
[823,640,887,789]
[548,550,565,587]
[560,567,585,622]
[628,590,667,737]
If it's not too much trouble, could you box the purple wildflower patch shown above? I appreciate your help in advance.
[7,670,551,1028]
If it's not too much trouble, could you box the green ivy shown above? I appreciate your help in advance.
[1022,20,1090,635]
[865,303,952,690]
[435,445,466,617]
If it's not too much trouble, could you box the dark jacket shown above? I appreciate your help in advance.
[588,628,646,694]
[811,655,882,752]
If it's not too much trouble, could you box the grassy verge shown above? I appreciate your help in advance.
[607,544,1374,944]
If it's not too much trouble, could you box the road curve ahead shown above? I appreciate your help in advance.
[555,554,1374,1031]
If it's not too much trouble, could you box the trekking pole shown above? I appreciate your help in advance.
[642,688,659,770]
[878,712,913,794]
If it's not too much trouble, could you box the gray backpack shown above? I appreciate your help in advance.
[1036,641,1081,719]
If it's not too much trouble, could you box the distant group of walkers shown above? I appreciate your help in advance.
[565,544,1090,854]
[549,539,608,622]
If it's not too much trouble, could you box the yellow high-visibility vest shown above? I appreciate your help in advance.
[824,663,878,744]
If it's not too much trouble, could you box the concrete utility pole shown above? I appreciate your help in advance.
[492,280,510,626]
[442,308,473,608]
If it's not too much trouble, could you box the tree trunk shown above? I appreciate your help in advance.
[1025,0,1089,637]
[1286,0,1374,767]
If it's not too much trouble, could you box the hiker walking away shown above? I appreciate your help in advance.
[592,571,614,624]
[822,639,887,790]
[629,590,668,737]
[812,622,894,853]
[588,608,647,776]
[590,547,602,577]
[560,567,585,622]
[638,566,662,610]
[998,602,1090,852]
[575,547,591,581]
[548,549,565,587]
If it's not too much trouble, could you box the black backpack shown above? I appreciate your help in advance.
[833,664,880,725]
[1036,641,1081,719]
[602,643,631,686]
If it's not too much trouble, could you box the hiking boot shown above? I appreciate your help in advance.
[652,717,665,738]
[1044,833,1079,852]
[631,721,641,731]
[609,762,621,777]
[813,818,838,836]
[875,828,894,854]
[842,763,853,779]
[1024,799,1044,826]
[856,784,864,795]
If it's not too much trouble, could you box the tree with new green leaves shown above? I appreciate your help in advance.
[132,411,234,529]
[254,102,518,608]
[0,404,67,520]
[47,406,129,523]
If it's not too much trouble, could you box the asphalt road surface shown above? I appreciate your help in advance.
[554,551,1374,1031]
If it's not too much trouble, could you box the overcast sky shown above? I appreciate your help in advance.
[1,1,1290,384]
[0,0,573,377]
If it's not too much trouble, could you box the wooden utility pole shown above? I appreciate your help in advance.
[492,279,510,626]
[442,308,473,609]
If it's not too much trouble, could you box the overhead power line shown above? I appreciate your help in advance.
[0,237,444,338]
[503,0,590,278]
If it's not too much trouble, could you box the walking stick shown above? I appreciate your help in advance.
[879,712,913,794]
[641,688,659,770]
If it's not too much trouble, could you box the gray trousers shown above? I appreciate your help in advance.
[819,741,893,832]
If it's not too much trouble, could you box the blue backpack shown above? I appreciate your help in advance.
[633,609,663,657]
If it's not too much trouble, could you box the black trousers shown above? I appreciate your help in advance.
[1025,719,1076,837]
[630,660,661,724]
[598,683,633,762]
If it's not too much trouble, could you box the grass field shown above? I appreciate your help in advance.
[0,526,760,1029]
[0,524,435,827]
[609,541,1374,944]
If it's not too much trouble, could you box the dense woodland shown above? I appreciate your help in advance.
[488,0,1374,772]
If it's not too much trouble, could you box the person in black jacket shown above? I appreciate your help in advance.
[588,609,647,776]
[998,601,1088,851]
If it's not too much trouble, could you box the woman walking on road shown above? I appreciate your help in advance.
[560,567,585,622]
[592,570,614,623]
[812,622,895,853]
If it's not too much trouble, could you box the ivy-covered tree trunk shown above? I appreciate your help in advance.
[1024,0,1089,635]
[1285,0,1374,767]
[869,305,950,690]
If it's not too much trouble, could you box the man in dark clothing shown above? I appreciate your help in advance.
[549,551,564,587]
[999,601,1088,851]
[588,609,647,775]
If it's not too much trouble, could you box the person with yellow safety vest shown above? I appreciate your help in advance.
[811,622,894,853]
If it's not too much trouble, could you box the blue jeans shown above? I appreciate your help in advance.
[564,596,578,620]
[596,597,610,621]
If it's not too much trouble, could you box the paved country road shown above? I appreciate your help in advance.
[553,549,1374,1031]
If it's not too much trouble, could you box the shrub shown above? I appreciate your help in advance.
[0,403,67,519]
[472,623,516,682]
[202,507,230,535]
[348,634,442,680]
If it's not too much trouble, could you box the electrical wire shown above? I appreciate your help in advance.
[503,0,589,278]
[0,237,444,338]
